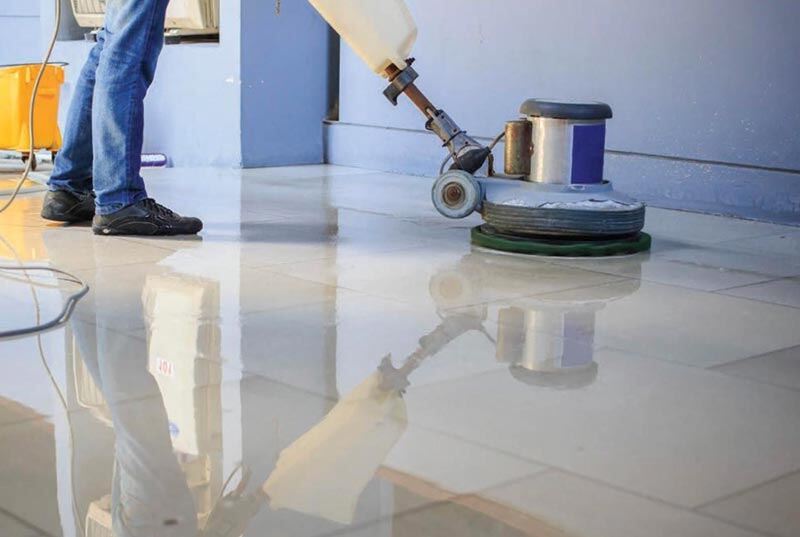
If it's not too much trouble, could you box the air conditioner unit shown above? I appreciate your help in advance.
[70,0,219,33]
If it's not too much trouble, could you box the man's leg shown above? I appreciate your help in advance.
[89,0,203,236]
[91,0,169,213]
[41,32,106,223]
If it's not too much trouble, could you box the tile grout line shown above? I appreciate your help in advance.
[245,241,452,271]
[469,468,781,537]
[316,468,564,537]
[708,344,800,372]
[551,263,800,305]
[712,275,799,294]
[400,363,800,530]
[692,468,800,512]
[362,333,800,407]
[550,253,800,293]
[371,414,782,537]
[599,343,800,393]
[406,414,709,515]
[687,511,785,537]
[444,276,634,314]
[709,286,800,310]
[374,467,559,536]
[711,295,800,311]
[0,505,54,537]
[527,469,783,537]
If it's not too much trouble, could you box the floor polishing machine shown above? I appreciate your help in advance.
[311,0,651,256]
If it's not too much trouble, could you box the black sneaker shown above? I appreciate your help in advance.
[92,198,203,236]
[41,190,96,223]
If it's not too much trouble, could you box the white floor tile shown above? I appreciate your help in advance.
[720,277,800,308]
[403,348,800,508]
[644,207,795,245]
[0,165,798,537]
[269,242,626,308]
[533,280,800,367]
[719,230,800,258]
[484,471,762,537]
[713,346,800,391]
[700,471,800,537]
[385,425,546,496]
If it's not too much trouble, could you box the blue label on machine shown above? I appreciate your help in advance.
[571,124,606,184]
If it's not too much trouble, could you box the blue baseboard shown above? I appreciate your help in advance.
[324,121,800,226]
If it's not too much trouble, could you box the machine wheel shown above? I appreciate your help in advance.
[429,270,475,310]
[432,170,482,219]
[21,152,37,171]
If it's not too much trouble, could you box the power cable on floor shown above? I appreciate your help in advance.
[0,232,87,536]
[0,0,89,340]
[0,264,89,339]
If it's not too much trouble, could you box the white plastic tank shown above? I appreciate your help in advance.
[308,0,417,75]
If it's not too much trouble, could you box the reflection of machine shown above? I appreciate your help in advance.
[497,304,600,389]
[263,370,408,525]
[329,248,641,422]
[144,273,223,528]
[428,251,642,388]
[309,0,650,256]
[255,250,642,528]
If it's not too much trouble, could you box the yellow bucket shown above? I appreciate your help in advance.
[0,63,65,154]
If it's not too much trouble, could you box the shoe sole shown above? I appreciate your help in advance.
[93,222,160,236]
[92,222,202,236]
[41,207,94,224]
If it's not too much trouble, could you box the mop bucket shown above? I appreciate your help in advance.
[0,63,65,164]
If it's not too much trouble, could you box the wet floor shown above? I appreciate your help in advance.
[1,165,799,537]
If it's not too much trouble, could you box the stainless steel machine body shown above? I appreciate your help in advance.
[432,99,647,240]
[522,99,611,186]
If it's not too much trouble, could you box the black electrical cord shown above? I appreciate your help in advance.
[0,231,87,536]
[0,265,89,339]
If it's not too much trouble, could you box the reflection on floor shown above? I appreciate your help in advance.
[0,165,799,537]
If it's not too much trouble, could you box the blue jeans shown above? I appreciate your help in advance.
[49,0,169,215]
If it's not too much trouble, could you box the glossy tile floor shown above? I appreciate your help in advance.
[1,165,799,537]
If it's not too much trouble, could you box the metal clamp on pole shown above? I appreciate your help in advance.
[427,109,491,174]
[380,62,490,174]
[383,64,419,106]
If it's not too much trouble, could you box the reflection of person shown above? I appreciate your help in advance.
[59,234,197,536]
[41,0,202,236]
[98,343,198,537]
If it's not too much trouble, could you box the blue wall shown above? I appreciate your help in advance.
[0,1,42,65]
[240,1,331,167]
[326,0,800,224]
[40,1,244,167]
[13,0,331,169]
